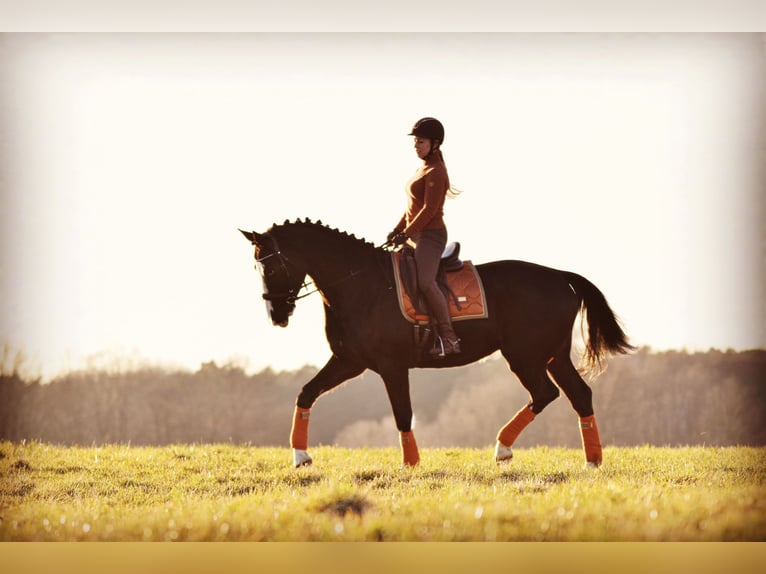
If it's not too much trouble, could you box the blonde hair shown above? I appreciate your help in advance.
[434,148,463,199]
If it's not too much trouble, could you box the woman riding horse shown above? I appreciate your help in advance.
[387,117,461,357]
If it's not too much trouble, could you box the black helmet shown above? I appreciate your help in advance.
[408,117,445,144]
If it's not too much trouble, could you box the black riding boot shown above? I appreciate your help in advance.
[426,291,461,357]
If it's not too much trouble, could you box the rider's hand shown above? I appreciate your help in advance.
[391,232,409,246]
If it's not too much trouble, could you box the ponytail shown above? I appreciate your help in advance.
[434,148,463,199]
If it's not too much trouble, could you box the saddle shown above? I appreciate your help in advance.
[392,242,488,328]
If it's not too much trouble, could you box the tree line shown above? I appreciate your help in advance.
[1,348,764,448]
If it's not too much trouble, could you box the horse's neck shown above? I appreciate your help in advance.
[283,227,383,304]
[307,246,379,302]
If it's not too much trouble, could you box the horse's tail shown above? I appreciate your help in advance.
[563,272,635,375]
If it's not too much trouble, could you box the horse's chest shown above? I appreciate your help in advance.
[324,310,355,354]
[324,307,373,359]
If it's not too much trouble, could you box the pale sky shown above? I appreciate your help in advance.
[1,33,764,380]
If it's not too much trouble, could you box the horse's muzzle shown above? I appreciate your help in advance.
[270,306,294,327]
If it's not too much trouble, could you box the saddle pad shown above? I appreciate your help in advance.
[391,252,489,324]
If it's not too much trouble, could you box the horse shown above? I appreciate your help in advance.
[239,219,634,468]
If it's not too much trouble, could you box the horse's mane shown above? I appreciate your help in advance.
[268,218,382,255]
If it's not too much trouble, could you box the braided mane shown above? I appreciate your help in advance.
[267,218,381,254]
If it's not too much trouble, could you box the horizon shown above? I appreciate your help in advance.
[3,339,765,384]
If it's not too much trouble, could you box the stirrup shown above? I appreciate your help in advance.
[430,336,461,357]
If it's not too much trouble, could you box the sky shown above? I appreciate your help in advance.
[1,33,764,380]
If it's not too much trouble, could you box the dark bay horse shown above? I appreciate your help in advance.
[240,219,633,468]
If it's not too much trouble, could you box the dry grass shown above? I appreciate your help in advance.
[1,442,765,541]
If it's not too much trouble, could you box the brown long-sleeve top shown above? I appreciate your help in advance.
[394,152,450,236]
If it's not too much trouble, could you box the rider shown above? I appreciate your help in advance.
[387,117,461,356]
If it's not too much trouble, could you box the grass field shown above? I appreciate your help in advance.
[1,441,764,542]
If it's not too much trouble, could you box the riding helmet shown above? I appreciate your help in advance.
[408,117,445,143]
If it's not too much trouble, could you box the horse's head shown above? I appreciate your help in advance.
[239,228,307,327]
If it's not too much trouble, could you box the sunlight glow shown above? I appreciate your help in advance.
[1,34,764,380]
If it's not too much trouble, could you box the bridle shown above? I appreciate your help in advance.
[253,235,312,305]
[252,232,364,306]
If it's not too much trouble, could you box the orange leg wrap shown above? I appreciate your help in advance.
[290,406,311,450]
[399,431,420,466]
[579,414,603,466]
[497,405,536,447]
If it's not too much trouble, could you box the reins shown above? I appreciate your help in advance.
[280,269,364,303]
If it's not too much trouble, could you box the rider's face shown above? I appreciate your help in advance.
[414,137,432,159]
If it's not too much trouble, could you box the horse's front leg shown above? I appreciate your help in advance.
[290,354,365,468]
[380,366,420,466]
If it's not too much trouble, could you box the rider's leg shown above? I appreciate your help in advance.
[413,228,460,355]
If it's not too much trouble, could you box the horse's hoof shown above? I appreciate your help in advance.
[494,441,513,465]
[293,449,313,468]
[584,461,600,470]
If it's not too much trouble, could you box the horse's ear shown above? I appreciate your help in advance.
[238,229,262,244]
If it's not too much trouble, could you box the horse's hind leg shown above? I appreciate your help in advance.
[495,358,560,464]
[290,355,365,467]
[547,353,602,467]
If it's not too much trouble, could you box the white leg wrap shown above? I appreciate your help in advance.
[494,441,513,464]
[584,461,600,470]
[293,449,312,468]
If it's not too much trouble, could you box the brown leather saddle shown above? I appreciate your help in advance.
[392,242,488,354]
